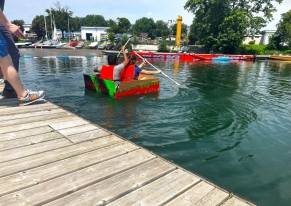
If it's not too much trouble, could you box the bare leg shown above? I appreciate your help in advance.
[0,54,27,97]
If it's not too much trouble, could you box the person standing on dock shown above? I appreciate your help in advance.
[0,1,45,105]
[0,0,22,98]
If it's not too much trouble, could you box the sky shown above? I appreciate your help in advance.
[4,0,291,30]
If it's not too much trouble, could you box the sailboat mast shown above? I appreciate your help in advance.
[43,15,48,40]
[68,18,70,42]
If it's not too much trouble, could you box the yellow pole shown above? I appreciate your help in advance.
[176,15,182,46]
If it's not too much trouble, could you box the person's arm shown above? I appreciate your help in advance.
[93,67,101,72]
[138,59,146,68]
[0,9,25,38]
[121,46,129,67]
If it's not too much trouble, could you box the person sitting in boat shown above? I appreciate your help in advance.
[128,54,161,80]
[93,46,129,77]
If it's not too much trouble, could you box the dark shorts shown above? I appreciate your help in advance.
[0,32,8,58]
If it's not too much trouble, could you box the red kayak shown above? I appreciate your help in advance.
[130,51,253,61]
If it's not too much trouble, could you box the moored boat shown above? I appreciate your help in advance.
[270,55,291,61]
[83,65,160,98]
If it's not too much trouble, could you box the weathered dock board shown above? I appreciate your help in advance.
[0,82,255,206]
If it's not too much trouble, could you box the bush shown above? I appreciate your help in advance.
[238,44,291,55]
[158,40,169,52]
[249,40,255,45]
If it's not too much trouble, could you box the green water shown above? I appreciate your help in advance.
[19,57,291,205]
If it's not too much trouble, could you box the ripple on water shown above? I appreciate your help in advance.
[18,57,291,206]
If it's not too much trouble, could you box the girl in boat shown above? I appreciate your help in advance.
[128,54,161,80]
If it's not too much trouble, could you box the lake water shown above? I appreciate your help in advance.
[19,56,291,206]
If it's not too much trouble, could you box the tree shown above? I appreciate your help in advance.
[155,20,170,37]
[170,23,188,36]
[185,0,283,53]
[130,17,156,39]
[107,32,115,42]
[117,17,131,33]
[275,9,291,48]
[106,18,131,34]
[82,15,108,27]
[158,39,169,52]
[31,15,47,38]
[45,1,73,38]
[70,16,84,31]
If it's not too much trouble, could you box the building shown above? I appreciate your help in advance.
[23,24,32,36]
[80,26,109,41]
[242,30,276,45]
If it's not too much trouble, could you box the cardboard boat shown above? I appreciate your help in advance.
[83,65,160,98]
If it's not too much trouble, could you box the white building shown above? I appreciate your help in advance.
[242,30,276,45]
[23,24,31,36]
[80,26,109,41]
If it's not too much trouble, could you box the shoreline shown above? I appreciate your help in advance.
[19,48,104,58]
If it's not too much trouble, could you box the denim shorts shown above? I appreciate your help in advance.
[0,32,8,58]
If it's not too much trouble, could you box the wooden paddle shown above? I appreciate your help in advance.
[117,38,131,58]
[134,52,181,85]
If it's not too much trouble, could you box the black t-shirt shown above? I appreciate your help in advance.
[0,0,5,11]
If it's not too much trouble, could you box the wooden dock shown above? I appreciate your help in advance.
[0,82,255,206]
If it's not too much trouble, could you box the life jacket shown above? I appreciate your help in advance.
[99,64,135,82]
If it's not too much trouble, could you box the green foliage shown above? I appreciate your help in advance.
[117,18,131,33]
[238,44,290,55]
[121,35,132,51]
[249,40,255,44]
[185,0,282,53]
[130,17,156,39]
[31,15,47,38]
[132,36,139,45]
[106,17,131,34]
[155,20,170,37]
[45,1,73,38]
[170,23,188,36]
[274,9,291,48]
[82,15,108,27]
[107,32,115,42]
[158,40,169,52]
[267,35,282,49]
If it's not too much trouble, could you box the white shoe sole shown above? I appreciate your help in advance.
[19,95,45,106]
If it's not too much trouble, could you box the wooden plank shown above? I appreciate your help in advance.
[194,188,229,206]
[0,135,121,177]
[166,181,215,205]
[0,111,72,127]
[0,98,19,107]
[58,124,100,136]
[0,142,138,196]
[0,149,155,206]
[50,118,91,130]
[0,126,54,142]
[108,169,201,206]
[0,116,79,134]
[0,137,71,163]
[223,196,255,206]
[66,129,110,143]
[0,131,64,152]
[0,103,58,115]
[0,108,65,121]
[44,159,176,206]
